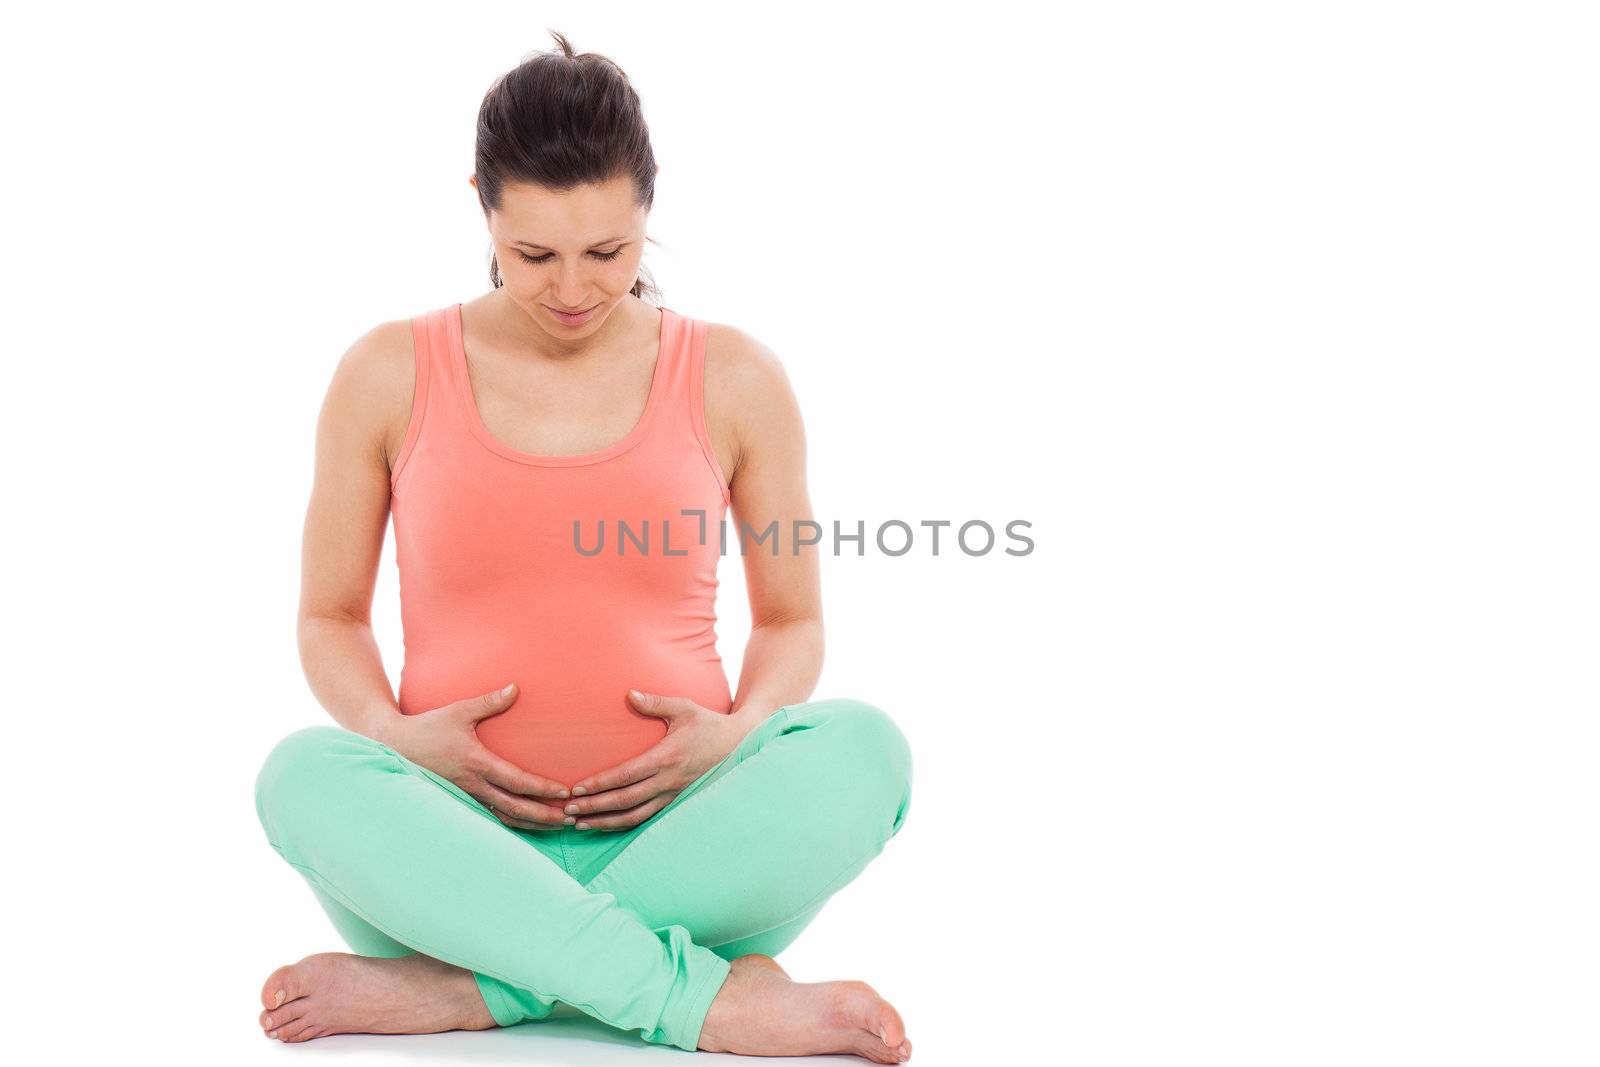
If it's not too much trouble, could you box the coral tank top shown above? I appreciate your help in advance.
[388,302,734,786]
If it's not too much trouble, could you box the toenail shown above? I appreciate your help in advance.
[878,1026,890,1044]
[268,1030,278,1039]
[263,1015,273,1028]
[274,989,285,1006]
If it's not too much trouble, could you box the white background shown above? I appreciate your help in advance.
[4,2,1596,1064]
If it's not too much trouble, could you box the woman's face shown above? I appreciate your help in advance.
[476,173,648,335]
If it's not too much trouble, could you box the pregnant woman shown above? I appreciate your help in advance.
[251,32,914,1063]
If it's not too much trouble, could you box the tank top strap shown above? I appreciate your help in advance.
[652,305,695,411]
[434,302,476,416]
[654,306,729,506]
[389,305,456,494]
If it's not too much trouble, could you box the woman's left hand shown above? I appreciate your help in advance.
[562,690,749,830]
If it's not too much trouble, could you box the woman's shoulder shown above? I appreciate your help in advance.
[335,315,418,410]
[319,314,422,476]
[700,318,804,470]
[702,318,794,409]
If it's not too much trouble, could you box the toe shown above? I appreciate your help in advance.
[861,1040,903,1065]
[861,999,909,1062]
[874,1012,907,1048]
[259,964,300,1010]
[263,1001,308,1034]
[279,1018,322,1043]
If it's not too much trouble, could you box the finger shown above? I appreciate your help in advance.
[565,772,670,815]
[626,690,701,720]
[490,808,568,831]
[455,683,519,723]
[478,750,571,800]
[477,780,570,828]
[496,812,569,832]
[571,755,659,798]
[577,792,675,831]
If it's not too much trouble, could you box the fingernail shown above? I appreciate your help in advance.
[501,683,515,696]
[565,803,580,814]
[564,816,576,825]
[629,689,643,699]
[573,786,587,796]
[576,821,589,829]
[557,789,570,798]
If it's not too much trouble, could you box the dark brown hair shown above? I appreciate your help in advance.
[474,31,662,302]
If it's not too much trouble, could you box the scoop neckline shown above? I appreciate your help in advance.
[448,301,671,468]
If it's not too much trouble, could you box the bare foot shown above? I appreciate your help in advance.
[257,952,496,1043]
[747,954,791,978]
[699,954,913,1063]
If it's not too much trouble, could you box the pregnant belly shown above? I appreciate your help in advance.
[397,640,734,788]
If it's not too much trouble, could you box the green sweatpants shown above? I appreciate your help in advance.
[253,697,913,1053]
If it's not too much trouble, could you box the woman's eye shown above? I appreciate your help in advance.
[515,249,623,265]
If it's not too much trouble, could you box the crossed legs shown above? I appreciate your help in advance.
[253,698,913,1056]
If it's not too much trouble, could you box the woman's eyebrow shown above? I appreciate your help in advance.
[511,237,629,251]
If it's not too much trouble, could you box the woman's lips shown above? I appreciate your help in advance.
[547,303,598,325]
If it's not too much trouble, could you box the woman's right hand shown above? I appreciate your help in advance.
[385,682,573,830]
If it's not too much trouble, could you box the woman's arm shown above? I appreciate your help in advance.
[296,320,416,748]
[706,325,825,733]
[730,616,824,726]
